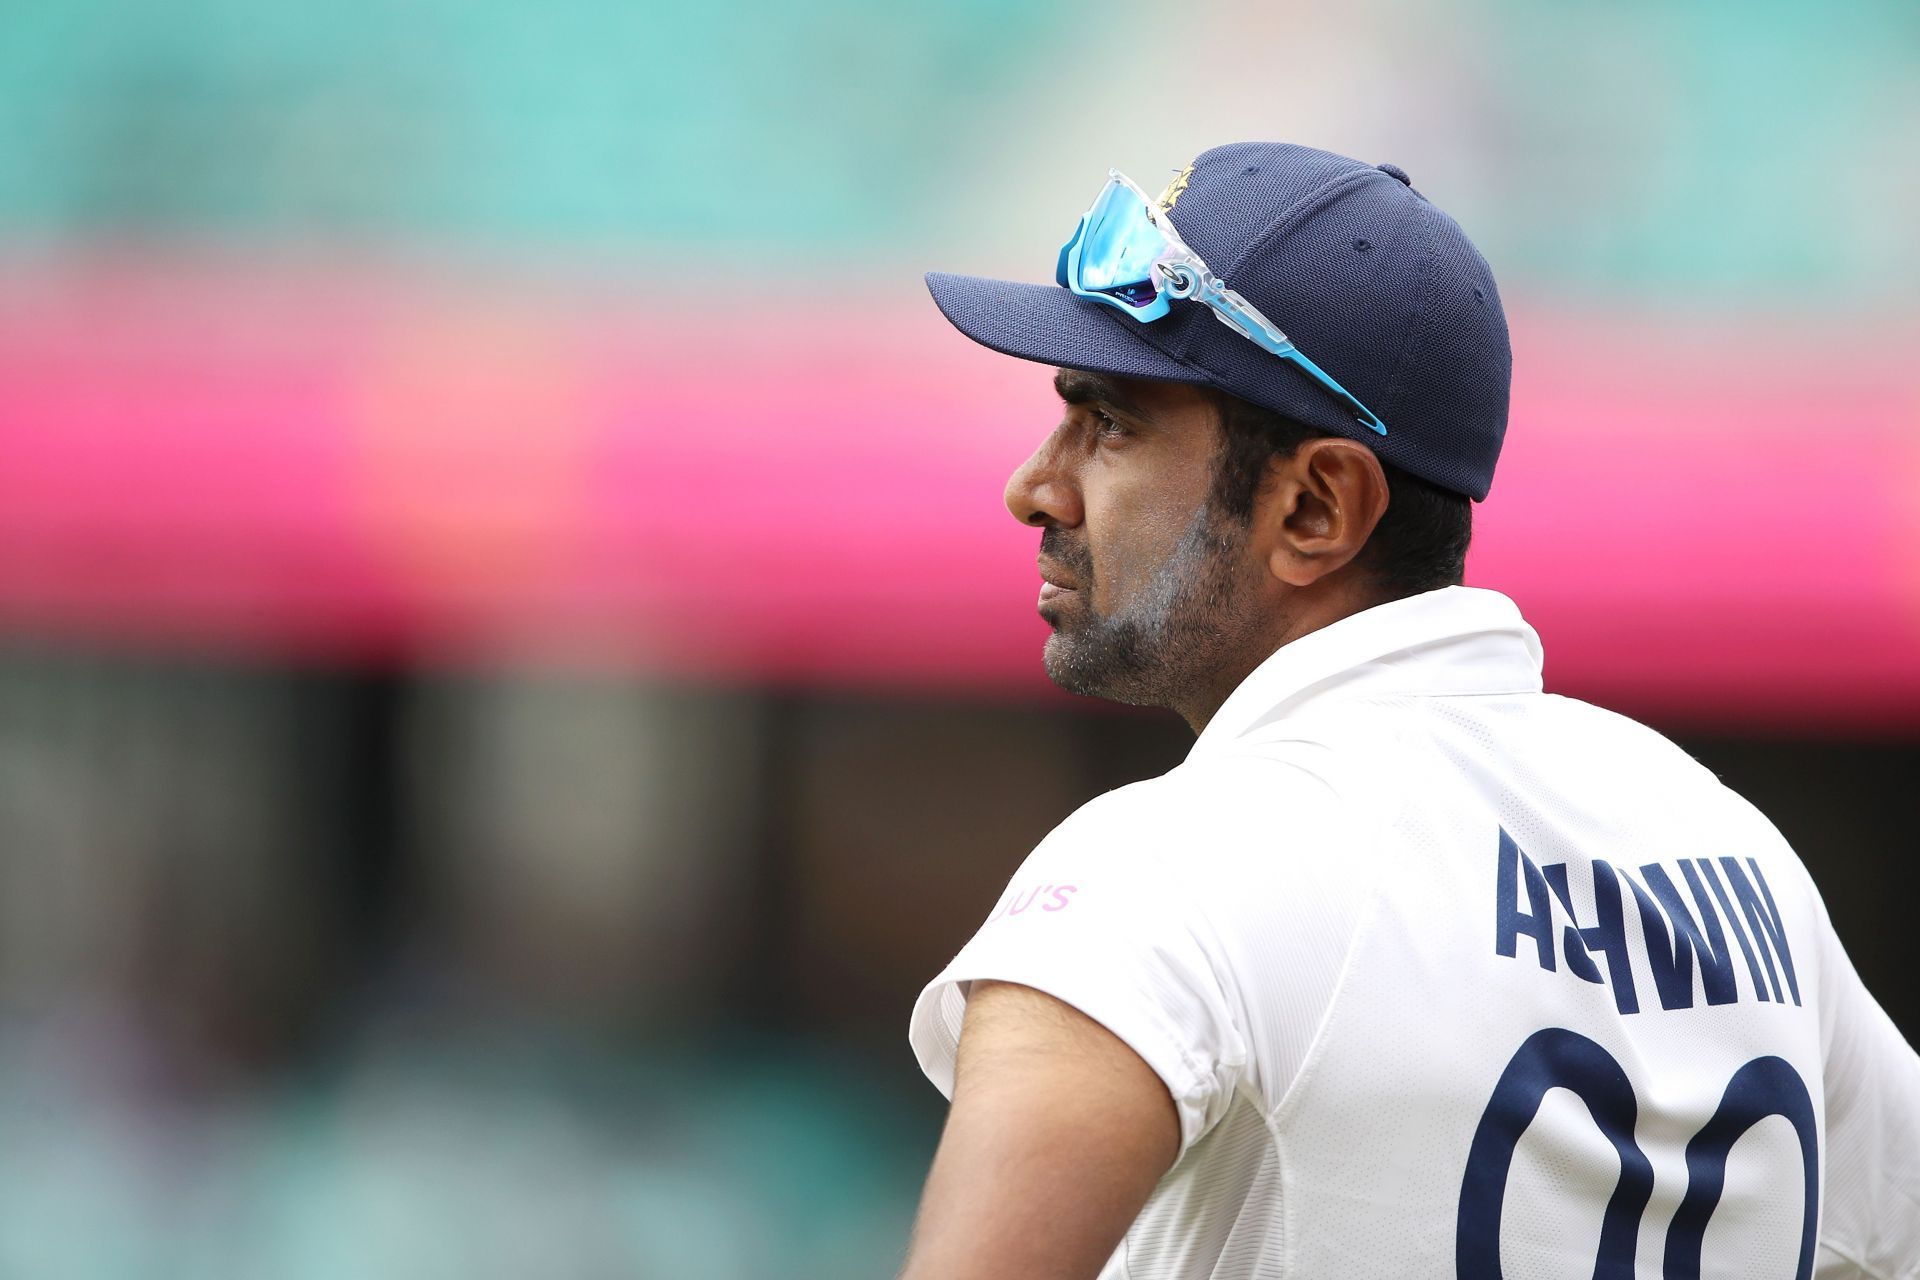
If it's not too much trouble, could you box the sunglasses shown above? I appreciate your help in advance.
[1056,169,1387,437]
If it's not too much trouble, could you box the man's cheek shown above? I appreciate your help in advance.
[1088,535,1167,617]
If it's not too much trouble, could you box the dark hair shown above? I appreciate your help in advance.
[1208,391,1472,601]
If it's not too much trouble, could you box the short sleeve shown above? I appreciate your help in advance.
[1815,923,1920,1278]
[908,781,1250,1156]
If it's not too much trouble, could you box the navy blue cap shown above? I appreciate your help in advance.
[925,142,1511,500]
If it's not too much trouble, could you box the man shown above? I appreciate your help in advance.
[898,143,1920,1279]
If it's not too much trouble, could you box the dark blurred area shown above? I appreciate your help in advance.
[0,648,1911,1273]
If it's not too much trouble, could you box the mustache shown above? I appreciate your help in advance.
[1038,527,1094,581]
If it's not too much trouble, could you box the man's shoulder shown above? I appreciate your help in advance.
[1534,692,1792,832]
[1192,687,1780,847]
[1536,690,1713,766]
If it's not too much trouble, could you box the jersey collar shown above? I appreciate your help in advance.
[1190,586,1544,759]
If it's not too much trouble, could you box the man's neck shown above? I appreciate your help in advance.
[1172,586,1385,735]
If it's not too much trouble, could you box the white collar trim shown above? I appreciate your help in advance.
[1189,586,1544,759]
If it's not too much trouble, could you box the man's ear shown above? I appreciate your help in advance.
[1259,439,1390,588]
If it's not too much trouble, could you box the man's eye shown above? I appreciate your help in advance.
[1091,409,1130,441]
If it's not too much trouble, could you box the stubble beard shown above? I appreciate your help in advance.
[1042,501,1257,711]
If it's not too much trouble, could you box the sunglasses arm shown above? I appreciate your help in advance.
[1154,258,1388,437]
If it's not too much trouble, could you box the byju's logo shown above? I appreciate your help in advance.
[986,882,1078,924]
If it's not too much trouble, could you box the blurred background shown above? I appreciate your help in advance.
[1,0,1916,1274]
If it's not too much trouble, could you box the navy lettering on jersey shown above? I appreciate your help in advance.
[1583,862,1640,1016]
[1494,828,1555,972]
[1491,834,1798,1013]
[1719,857,1802,1006]
[1696,858,1772,1003]
[1623,862,1740,1011]
[1457,1027,1654,1278]
[1664,1055,1819,1280]
[1543,857,1639,1015]
[1540,862,1602,983]
[1494,833,1638,1012]
[1461,1039,1818,1279]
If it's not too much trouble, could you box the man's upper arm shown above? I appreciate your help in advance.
[1816,943,1920,1279]
[898,980,1181,1280]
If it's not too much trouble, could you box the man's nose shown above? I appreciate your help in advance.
[1004,435,1081,528]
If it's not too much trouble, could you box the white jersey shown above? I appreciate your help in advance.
[909,587,1920,1279]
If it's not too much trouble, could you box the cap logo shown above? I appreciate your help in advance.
[1155,162,1195,213]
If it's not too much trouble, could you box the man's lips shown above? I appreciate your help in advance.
[1036,558,1082,593]
[1037,559,1082,609]
[1035,545,1091,614]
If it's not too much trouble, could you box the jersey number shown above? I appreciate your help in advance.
[1455,1027,1818,1279]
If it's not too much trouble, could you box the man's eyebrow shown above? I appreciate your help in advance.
[1053,369,1149,420]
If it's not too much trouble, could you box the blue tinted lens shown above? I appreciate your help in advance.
[1055,218,1083,288]
[1075,181,1169,307]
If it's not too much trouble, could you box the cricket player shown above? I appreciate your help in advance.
[897,143,1920,1279]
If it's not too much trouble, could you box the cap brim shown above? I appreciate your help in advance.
[924,271,1213,389]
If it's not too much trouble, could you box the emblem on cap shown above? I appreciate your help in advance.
[1155,162,1195,213]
